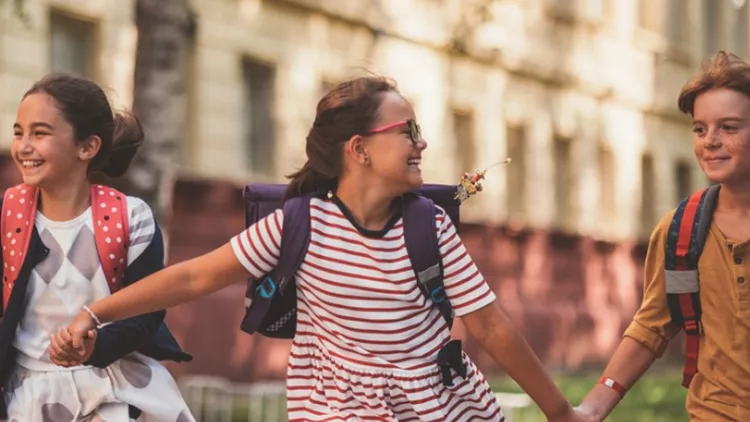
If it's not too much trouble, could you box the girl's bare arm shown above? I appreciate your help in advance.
[68,243,248,348]
[462,303,575,421]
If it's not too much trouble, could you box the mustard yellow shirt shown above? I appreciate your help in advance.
[624,210,750,421]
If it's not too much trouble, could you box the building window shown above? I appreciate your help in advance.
[242,58,276,175]
[675,160,693,201]
[545,0,575,18]
[638,0,687,49]
[704,0,722,56]
[452,110,476,174]
[668,0,688,48]
[640,153,656,236]
[598,144,615,223]
[181,31,199,167]
[506,125,526,220]
[49,11,97,78]
[554,135,574,229]
[734,0,748,57]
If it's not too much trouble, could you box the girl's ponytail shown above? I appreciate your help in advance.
[98,111,144,178]
[284,160,336,200]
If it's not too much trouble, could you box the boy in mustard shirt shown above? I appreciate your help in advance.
[576,51,750,421]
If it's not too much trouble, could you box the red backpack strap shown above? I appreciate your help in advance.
[1,184,39,314]
[664,184,719,388]
[90,185,130,293]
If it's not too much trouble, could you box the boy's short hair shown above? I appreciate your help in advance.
[678,50,750,116]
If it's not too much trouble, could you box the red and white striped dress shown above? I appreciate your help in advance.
[231,197,504,421]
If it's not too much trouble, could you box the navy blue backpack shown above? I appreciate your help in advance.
[239,183,467,385]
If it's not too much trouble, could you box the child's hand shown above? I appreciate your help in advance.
[548,406,598,422]
[68,309,100,350]
[571,406,600,422]
[548,407,599,422]
[48,327,97,367]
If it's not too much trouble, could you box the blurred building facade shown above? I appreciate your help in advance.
[0,0,748,380]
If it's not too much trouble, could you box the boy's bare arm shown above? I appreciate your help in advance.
[462,303,575,421]
[576,337,658,421]
[574,210,677,420]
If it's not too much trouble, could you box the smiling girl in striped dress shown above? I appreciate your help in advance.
[64,76,584,422]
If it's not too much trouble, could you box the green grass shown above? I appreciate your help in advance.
[191,369,689,421]
[489,370,689,422]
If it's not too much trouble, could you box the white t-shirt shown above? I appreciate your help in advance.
[13,196,156,371]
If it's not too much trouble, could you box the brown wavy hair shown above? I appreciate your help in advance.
[285,76,398,200]
[24,73,143,178]
[678,51,750,116]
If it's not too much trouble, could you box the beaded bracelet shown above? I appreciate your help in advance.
[82,305,103,327]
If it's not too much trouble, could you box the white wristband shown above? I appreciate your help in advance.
[82,305,102,327]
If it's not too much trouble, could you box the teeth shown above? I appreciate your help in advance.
[407,159,421,165]
[21,160,43,168]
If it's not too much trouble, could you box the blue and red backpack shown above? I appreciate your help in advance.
[665,183,721,388]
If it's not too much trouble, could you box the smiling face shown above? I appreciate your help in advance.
[11,93,91,188]
[691,88,750,187]
[358,92,428,194]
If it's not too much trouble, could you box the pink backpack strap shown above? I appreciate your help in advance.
[90,185,130,294]
[1,184,39,314]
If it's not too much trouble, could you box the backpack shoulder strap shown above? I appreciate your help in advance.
[665,185,719,274]
[90,185,130,293]
[241,194,311,336]
[1,184,39,314]
[664,184,719,388]
[402,193,454,329]
[276,195,312,294]
[693,184,719,258]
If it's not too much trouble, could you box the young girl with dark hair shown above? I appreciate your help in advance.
[0,74,193,421]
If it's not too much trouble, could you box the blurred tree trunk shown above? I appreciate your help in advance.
[120,0,196,238]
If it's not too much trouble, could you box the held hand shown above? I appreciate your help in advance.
[48,327,97,367]
[48,327,77,367]
[548,406,598,422]
[571,405,601,422]
[67,310,99,352]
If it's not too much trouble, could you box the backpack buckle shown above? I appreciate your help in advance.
[430,286,447,304]
[417,264,441,286]
[419,265,445,303]
[437,339,466,386]
[256,276,277,299]
[684,318,700,335]
[278,276,292,294]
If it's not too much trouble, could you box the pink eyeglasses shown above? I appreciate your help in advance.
[366,119,422,145]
